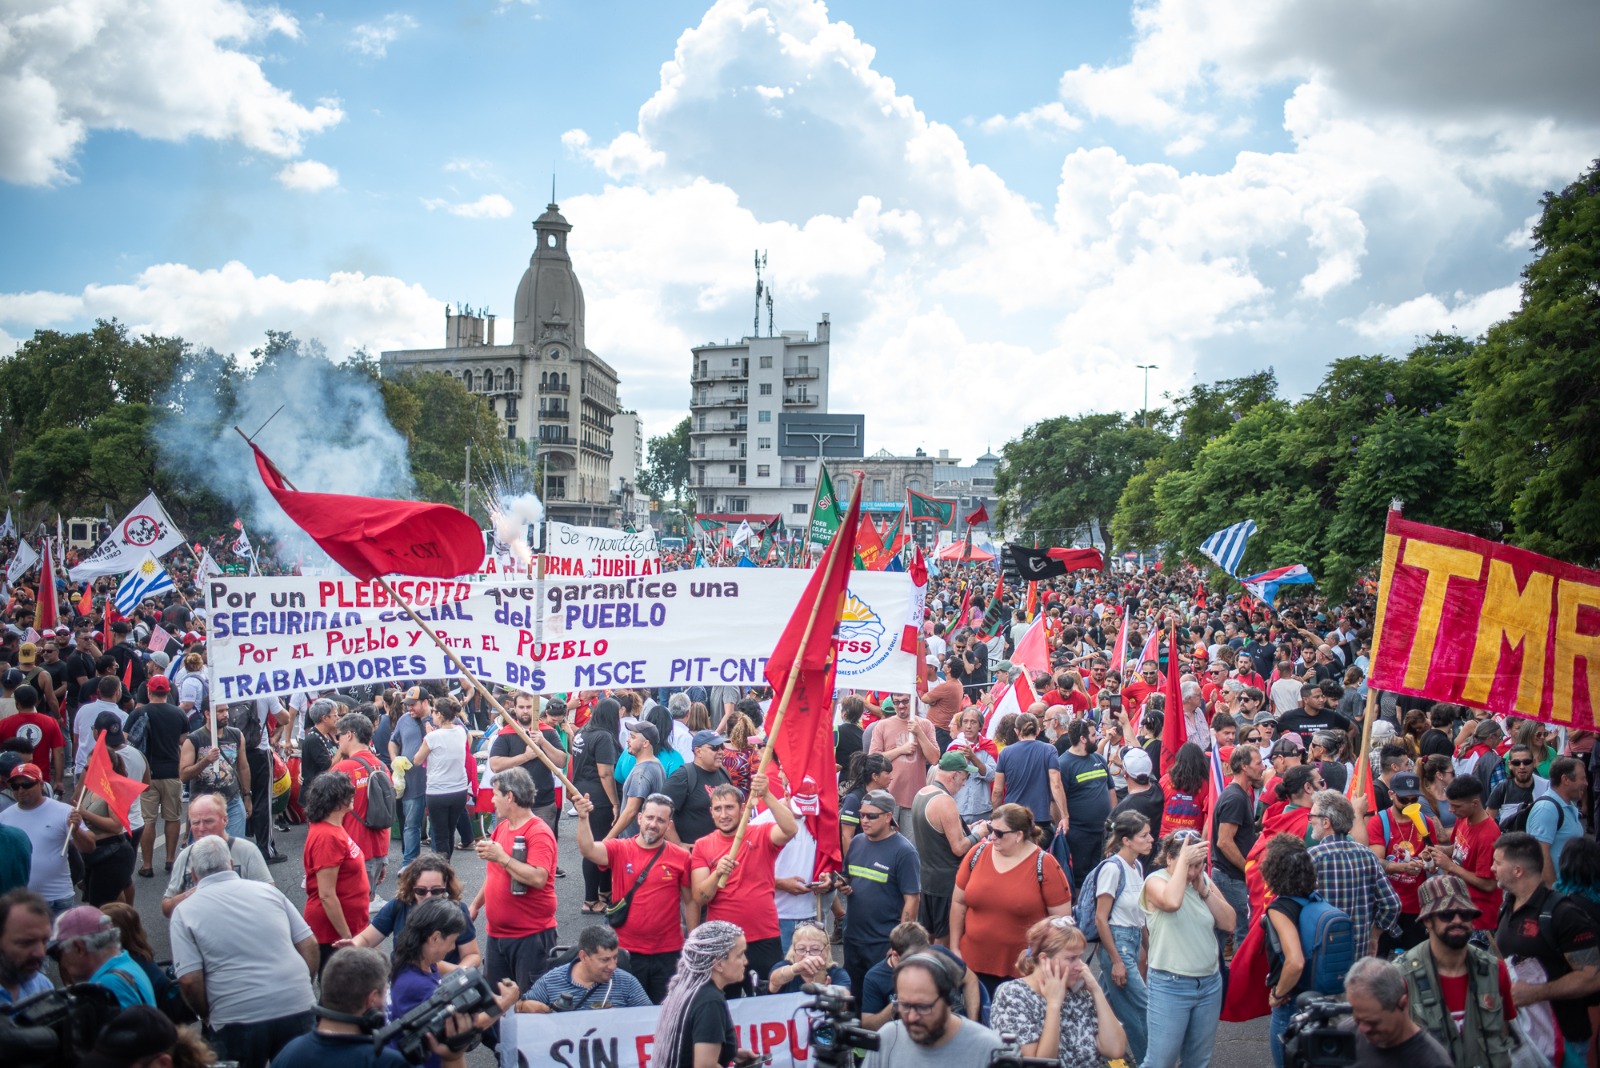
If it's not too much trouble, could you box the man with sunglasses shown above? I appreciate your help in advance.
[0,763,94,916]
[1399,875,1516,1068]
[840,789,920,997]
[664,730,732,845]
[1487,744,1550,826]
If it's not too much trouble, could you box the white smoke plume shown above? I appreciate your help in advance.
[156,339,415,557]
[489,493,544,568]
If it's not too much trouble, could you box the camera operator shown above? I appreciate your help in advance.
[862,953,1001,1067]
[1,889,54,1006]
[1344,957,1452,1068]
[273,947,413,1068]
[388,898,519,1067]
[517,925,649,1012]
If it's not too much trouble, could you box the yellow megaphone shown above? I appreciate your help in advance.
[1401,802,1435,846]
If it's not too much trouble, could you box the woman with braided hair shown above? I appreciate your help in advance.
[655,920,761,1068]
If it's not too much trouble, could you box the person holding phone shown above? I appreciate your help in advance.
[1139,830,1237,1068]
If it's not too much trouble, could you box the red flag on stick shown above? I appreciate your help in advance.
[75,582,93,619]
[37,542,59,630]
[763,474,864,880]
[964,503,989,526]
[251,444,484,580]
[1158,624,1188,779]
[82,730,148,832]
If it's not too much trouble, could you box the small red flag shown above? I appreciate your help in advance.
[854,512,887,570]
[964,503,989,526]
[251,444,484,580]
[82,729,148,832]
[121,655,134,693]
[1159,624,1188,780]
[75,583,94,619]
[764,475,864,880]
[37,542,59,631]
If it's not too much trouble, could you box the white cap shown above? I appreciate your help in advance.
[1122,747,1153,781]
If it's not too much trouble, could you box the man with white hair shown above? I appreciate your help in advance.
[160,793,271,917]
[1343,956,1452,1067]
[1179,680,1211,751]
[171,834,318,1068]
[665,692,694,762]
[49,904,155,1008]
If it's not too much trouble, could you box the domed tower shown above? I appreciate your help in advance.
[513,201,585,353]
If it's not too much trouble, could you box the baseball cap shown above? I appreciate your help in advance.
[1417,874,1481,921]
[111,620,131,634]
[861,789,898,821]
[1122,747,1153,781]
[691,729,727,750]
[146,675,171,695]
[50,905,112,952]
[81,1006,178,1068]
[5,760,42,785]
[403,685,431,703]
[937,751,979,775]
[18,641,37,665]
[1370,720,1398,742]
[627,721,661,747]
[149,651,171,670]
[1,668,23,688]
[995,660,1014,675]
[1389,771,1423,799]
[93,711,126,749]
[544,698,568,718]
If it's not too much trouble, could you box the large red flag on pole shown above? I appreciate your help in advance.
[1158,623,1188,779]
[747,472,865,881]
[81,730,149,832]
[251,444,484,580]
[37,542,59,631]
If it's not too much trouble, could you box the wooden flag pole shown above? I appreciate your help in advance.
[715,529,843,888]
[1350,498,1404,816]
[231,426,577,797]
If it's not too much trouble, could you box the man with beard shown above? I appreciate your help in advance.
[691,775,798,993]
[488,691,569,835]
[0,889,54,1005]
[1398,875,1516,1068]
[1486,744,1550,825]
[574,792,692,1003]
[862,952,1001,1066]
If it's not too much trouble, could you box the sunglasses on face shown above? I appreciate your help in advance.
[1433,910,1475,923]
[859,810,889,822]
[413,886,451,898]
[1509,760,1534,767]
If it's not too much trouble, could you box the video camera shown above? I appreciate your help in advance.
[1282,993,1356,1068]
[372,967,505,1065]
[987,1032,1058,1068]
[801,983,879,1068]
[1,984,126,1068]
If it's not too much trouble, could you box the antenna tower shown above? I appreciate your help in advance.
[753,250,767,339]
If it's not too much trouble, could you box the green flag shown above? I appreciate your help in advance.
[906,489,955,525]
[808,464,843,550]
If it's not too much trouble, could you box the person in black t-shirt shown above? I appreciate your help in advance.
[656,920,758,1068]
[1275,682,1351,747]
[1108,748,1164,872]
[487,692,568,832]
[1417,705,1457,759]
[1212,744,1264,952]
[663,730,732,846]
[1344,958,1454,1068]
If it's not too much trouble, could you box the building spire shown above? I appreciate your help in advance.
[551,172,556,206]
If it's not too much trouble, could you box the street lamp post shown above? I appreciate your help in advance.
[1135,364,1158,428]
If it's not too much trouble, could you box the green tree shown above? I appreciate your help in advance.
[994,413,1165,558]
[1463,158,1600,564]
[382,370,512,516]
[639,416,691,504]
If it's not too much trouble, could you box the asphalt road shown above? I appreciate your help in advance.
[121,810,1272,1067]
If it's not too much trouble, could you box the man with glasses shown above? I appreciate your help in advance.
[1487,744,1550,826]
[1121,659,1162,714]
[863,952,1002,1066]
[1399,875,1517,1068]
[664,729,733,845]
[1309,790,1398,956]
[840,789,921,997]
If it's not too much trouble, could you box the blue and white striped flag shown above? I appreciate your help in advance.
[1198,520,1257,577]
[114,551,174,613]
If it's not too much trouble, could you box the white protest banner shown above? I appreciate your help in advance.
[205,568,916,702]
[69,492,188,581]
[499,992,811,1068]
[544,521,661,578]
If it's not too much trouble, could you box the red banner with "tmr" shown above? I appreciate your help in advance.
[1370,512,1600,728]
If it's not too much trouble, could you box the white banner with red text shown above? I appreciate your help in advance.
[204,569,916,701]
[498,992,812,1068]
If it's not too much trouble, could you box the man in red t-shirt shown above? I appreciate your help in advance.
[1120,659,1161,713]
[471,765,558,992]
[1431,776,1501,927]
[573,791,692,1003]
[332,712,392,897]
[1367,771,1439,955]
[0,684,66,791]
[690,772,797,993]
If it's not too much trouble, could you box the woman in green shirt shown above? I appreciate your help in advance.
[1139,829,1237,1068]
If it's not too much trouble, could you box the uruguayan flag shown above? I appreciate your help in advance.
[1199,520,1257,577]
[114,551,175,613]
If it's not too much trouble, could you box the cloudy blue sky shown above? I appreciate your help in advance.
[2,0,1596,460]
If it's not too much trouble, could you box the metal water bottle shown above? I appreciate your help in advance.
[509,836,529,895]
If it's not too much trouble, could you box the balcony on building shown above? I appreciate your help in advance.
[782,392,819,406]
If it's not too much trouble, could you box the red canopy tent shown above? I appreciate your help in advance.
[936,539,995,562]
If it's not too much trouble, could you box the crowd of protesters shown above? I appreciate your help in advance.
[2,531,1600,1068]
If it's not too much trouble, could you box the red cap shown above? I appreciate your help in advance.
[7,762,43,785]
[147,675,172,694]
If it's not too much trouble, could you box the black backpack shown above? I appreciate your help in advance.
[355,750,397,830]
[1500,793,1563,836]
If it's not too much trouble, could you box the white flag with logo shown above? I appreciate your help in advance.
[69,492,187,581]
[197,548,223,580]
[6,539,39,584]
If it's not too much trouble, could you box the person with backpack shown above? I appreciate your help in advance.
[1493,831,1600,1068]
[1489,744,1551,827]
[1529,757,1588,887]
[1261,833,1357,1068]
[1399,874,1516,1068]
[333,712,394,902]
[1087,810,1152,1067]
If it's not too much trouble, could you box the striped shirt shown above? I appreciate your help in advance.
[526,962,651,1011]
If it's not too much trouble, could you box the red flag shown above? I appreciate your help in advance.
[232,518,243,531]
[1158,625,1187,779]
[82,729,148,832]
[1195,583,1207,610]
[855,512,887,570]
[764,475,864,880]
[1011,616,1050,676]
[1044,546,1105,571]
[37,542,59,631]
[75,583,94,619]
[1025,580,1037,622]
[1107,610,1131,672]
[121,655,134,693]
[251,444,484,580]
[900,547,928,654]
[964,503,989,526]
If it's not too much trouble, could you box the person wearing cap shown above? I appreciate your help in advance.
[910,751,987,945]
[13,643,54,720]
[1368,769,1440,955]
[840,788,921,996]
[1453,717,1504,785]
[1402,874,1523,1065]
[663,727,732,846]
[134,674,187,878]
[0,685,66,792]
[607,720,666,839]
[105,620,146,694]
[0,760,95,913]
[49,904,155,1008]
[0,888,55,1005]
[389,686,433,868]
[1108,746,1164,870]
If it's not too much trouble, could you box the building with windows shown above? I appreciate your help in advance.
[610,410,648,530]
[380,200,622,525]
[688,317,842,520]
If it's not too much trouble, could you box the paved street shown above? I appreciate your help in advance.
[119,807,1270,1067]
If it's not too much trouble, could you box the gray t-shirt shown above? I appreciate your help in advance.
[619,759,667,838]
[164,835,272,899]
[170,870,315,1027]
[862,1018,1003,1068]
[390,713,426,793]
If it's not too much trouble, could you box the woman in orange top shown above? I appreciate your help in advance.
[950,803,1073,993]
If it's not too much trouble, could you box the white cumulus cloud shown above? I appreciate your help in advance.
[421,194,516,219]
[350,13,418,58]
[0,0,344,186]
[1348,285,1523,344]
[276,160,339,191]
